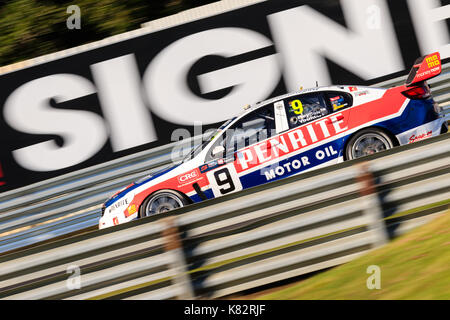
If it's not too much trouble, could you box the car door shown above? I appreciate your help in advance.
[203,103,278,198]
[321,91,352,161]
[280,91,347,168]
[322,90,352,130]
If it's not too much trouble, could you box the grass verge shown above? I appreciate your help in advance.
[254,210,450,299]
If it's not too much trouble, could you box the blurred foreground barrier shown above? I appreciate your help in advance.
[0,135,204,253]
[0,64,449,254]
[0,133,448,299]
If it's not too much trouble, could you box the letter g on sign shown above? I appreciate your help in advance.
[143,27,280,125]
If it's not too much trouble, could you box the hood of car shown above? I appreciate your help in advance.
[104,162,180,208]
[134,162,180,186]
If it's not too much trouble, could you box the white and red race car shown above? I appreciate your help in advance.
[99,52,447,229]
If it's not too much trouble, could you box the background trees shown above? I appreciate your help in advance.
[0,0,217,67]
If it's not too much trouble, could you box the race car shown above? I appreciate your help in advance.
[99,52,447,229]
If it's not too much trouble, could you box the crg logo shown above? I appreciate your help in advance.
[178,169,199,184]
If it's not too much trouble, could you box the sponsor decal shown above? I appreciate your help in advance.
[355,90,369,97]
[330,96,348,111]
[409,131,432,143]
[125,204,137,217]
[178,168,200,184]
[262,145,338,181]
[113,217,119,226]
[235,112,347,172]
[333,104,346,111]
[199,158,228,173]
[239,140,342,189]
[349,86,358,92]
[296,110,324,123]
[415,67,440,80]
[298,87,323,94]
[109,198,129,212]
[409,52,441,85]
[426,54,440,68]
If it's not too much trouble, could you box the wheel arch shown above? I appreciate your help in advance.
[137,188,192,218]
[342,125,399,161]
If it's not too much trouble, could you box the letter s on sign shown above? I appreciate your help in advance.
[3,74,108,172]
[143,27,281,125]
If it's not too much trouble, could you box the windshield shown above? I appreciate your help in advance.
[182,117,236,162]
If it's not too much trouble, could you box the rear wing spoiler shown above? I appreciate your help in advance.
[405,52,441,87]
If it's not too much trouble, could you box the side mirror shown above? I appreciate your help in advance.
[211,145,225,157]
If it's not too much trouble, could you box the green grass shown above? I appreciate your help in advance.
[255,210,450,300]
[384,198,450,221]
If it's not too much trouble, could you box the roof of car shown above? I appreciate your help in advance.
[243,85,350,114]
[211,84,372,148]
[220,84,381,132]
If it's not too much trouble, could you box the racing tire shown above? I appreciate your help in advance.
[139,190,189,218]
[345,128,395,160]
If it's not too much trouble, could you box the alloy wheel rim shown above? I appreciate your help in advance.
[351,133,390,159]
[145,193,183,216]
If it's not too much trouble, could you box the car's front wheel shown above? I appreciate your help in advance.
[345,128,395,160]
[139,190,188,218]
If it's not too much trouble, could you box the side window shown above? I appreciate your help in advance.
[208,105,275,160]
[284,93,329,129]
[324,91,353,112]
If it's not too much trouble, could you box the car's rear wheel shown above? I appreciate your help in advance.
[139,190,188,218]
[346,128,394,160]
